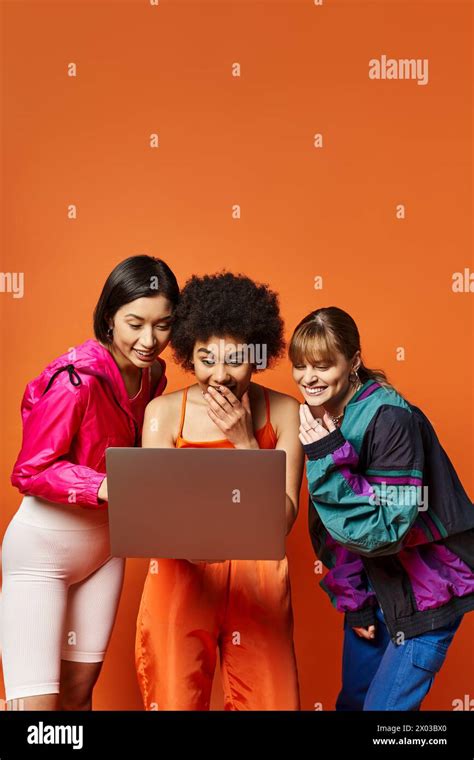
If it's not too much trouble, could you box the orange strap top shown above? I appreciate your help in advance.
[176,386,277,450]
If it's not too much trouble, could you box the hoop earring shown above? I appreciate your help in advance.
[350,368,362,388]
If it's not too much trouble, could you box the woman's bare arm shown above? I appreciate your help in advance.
[142,395,177,449]
[273,393,305,534]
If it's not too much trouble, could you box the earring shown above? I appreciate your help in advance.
[350,368,362,387]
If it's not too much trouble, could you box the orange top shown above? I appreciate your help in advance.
[176,385,277,450]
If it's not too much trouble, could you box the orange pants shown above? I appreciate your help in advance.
[135,557,300,710]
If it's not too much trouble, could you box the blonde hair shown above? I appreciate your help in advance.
[289,306,394,390]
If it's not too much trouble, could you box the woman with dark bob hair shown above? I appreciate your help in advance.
[135,271,303,710]
[2,255,179,711]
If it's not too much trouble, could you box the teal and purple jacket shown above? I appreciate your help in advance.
[304,379,474,641]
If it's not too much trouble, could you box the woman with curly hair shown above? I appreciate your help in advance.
[135,272,303,711]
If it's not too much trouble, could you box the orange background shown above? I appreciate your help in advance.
[1,0,472,710]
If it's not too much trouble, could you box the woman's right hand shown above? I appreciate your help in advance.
[98,477,108,502]
[352,625,376,640]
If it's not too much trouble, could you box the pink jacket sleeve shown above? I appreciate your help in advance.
[11,380,105,509]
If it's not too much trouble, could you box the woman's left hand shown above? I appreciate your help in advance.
[298,404,336,445]
[203,385,259,449]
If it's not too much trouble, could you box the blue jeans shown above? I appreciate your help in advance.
[336,607,463,711]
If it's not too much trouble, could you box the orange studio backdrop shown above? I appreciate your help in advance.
[0,0,472,711]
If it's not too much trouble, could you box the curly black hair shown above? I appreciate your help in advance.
[170,271,286,372]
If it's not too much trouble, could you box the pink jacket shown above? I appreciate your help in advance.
[11,339,167,509]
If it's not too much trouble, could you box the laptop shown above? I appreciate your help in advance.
[106,448,286,560]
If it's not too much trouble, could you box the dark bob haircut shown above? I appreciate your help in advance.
[93,255,179,344]
[170,271,285,371]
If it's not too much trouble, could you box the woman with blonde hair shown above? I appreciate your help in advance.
[290,306,474,711]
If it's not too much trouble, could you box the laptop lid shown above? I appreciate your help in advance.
[106,448,286,560]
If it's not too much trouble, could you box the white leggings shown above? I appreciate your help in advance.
[1,496,125,701]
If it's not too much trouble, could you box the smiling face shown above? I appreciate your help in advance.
[292,347,361,414]
[192,335,254,398]
[107,295,174,370]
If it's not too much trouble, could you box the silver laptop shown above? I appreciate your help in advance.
[106,448,286,560]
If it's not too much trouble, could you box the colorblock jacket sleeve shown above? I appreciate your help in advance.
[309,502,377,624]
[304,405,425,556]
[11,379,105,508]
